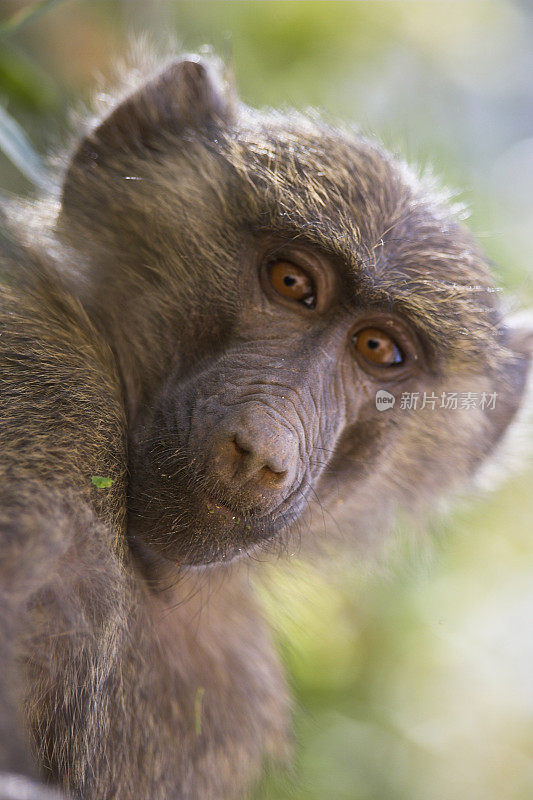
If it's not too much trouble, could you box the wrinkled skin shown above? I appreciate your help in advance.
[58,56,532,587]
[0,54,531,800]
[126,235,430,567]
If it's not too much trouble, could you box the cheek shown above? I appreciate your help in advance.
[332,362,373,422]
[315,367,404,492]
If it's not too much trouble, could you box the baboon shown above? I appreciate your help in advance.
[0,54,531,800]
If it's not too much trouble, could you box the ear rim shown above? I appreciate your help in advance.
[502,309,533,359]
[473,309,533,490]
[473,358,533,493]
[60,54,237,208]
[94,53,236,148]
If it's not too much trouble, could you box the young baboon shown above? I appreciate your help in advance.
[0,55,531,800]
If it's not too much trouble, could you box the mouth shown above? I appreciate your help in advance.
[203,493,241,522]
[127,465,307,571]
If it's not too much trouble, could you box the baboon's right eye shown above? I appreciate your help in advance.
[268,260,316,309]
[353,327,404,367]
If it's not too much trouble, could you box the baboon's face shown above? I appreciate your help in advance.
[125,223,444,567]
[57,57,530,569]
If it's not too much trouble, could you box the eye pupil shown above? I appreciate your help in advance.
[354,327,404,368]
[268,260,316,309]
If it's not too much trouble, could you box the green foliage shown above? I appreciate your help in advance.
[0,3,531,797]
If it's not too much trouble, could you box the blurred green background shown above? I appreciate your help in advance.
[1,2,532,798]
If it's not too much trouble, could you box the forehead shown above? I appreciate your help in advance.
[219,112,501,358]
[226,113,483,276]
[228,115,397,261]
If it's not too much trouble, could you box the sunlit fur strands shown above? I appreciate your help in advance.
[0,212,290,799]
[1,160,291,800]
[0,52,532,800]
[54,57,530,536]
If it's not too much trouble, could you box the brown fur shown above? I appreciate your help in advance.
[0,55,531,799]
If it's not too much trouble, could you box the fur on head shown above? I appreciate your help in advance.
[46,54,533,568]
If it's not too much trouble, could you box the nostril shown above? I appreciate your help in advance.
[231,434,250,458]
[230,431,290,483]
[258,463,287,488]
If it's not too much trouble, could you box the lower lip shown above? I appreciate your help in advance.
[204,496,240,522]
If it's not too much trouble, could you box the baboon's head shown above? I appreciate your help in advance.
[58,56,533,567]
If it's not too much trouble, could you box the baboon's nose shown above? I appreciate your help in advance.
[209,408,299,502]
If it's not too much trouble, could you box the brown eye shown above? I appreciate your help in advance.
[354,327,404,366]
[268,260,316,308]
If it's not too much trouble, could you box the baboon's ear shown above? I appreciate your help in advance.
[480,311,533,468]
[62,56,235,203]
[504,311,533,361]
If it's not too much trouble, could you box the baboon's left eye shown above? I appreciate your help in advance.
[353,327,404,366]
[268,260,316,308]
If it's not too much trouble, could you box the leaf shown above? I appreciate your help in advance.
[0,104,51,190]
[91,476,114,489]
[0,43,62,112]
